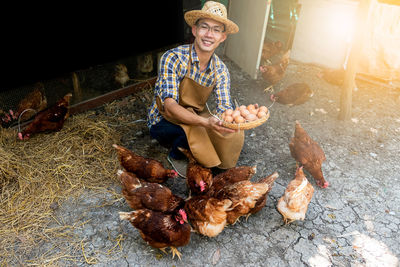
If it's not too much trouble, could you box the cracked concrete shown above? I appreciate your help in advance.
[13,55,400,266]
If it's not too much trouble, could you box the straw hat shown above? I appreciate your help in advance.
[184,1,239,34]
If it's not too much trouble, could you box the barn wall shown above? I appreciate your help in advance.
[359,0,400,79]
[290,0,359,69]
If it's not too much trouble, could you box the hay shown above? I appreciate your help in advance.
[0,112,121,265]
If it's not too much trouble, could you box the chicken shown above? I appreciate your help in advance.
[114,63,131,88]
[184,195,233,237]
[289,121,329,188]
[15,84,48,121]
[18,93,72,140]
[113,144,178,183]
[248,172,279,217]
[1,109,17,127]
[119,208,190,259]
[261,40,283,62]
[117,169,185,213]
[178,147,213,195]
[137,54,154,77]
[259,50,290,85]
[317,68,345,86]
[276,166,314,224]
[207,165,257,196]
[270,83,313,106]
[209,172,278,225]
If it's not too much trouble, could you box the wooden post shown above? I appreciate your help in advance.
[72,72,82,102]
[339,0,372,120]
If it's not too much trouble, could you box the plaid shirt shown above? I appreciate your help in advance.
[147,44,233,128]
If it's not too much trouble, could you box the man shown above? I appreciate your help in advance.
[147,1,244,176]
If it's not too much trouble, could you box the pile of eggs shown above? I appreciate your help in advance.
[221,104,268,123]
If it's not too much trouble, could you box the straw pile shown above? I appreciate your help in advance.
[0,112,121,265]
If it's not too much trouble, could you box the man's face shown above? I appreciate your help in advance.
[192,18,227,53]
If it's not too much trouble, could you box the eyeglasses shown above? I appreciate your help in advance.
[196,22,225,35]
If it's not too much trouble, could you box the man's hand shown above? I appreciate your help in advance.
[207,116,237,134]
[164,98,237,134]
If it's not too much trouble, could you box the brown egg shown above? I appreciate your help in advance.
[239,105,247,110]
[245,113,257,121]
[234,115,245,123]
[232,110,241,118]
[247,104,255,110]
[257,111,267,118]
[259,106,268,113]
[249,108,259,115]
[240,108,250,117]
[224,115,233,123]
[225,109,233,116]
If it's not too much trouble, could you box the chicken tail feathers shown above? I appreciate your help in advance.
[119,211,134,221]
[259,172,279,187]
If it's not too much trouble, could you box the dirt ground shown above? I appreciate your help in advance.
[4,54,400,266]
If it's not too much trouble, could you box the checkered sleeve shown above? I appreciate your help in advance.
[214,63,233,114]
[156,51,182,105]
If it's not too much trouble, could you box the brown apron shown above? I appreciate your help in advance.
[156,47,244,169]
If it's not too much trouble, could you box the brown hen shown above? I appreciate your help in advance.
[119,208,190,259]
[209,172,278,225]
[178,147,213,195]
[118,169,185,213]
[317,68,345,86]
[289,121,329,188]
[259,50,290,85]
[15,84,47,121]
[270,83,313,106]
[261,40,283,62]
[248,172,279,216]
[114,64,131,88]
[207,165,257,196]
[18,93,72,140]
[113,144,178,183]
[184,195,233,237]
[277,166,314,224]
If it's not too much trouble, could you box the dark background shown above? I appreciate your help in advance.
[0,1,184,91]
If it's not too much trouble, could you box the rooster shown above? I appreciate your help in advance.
[18,93,72,140]
[259,50,290,85]
[113,144,178,183]
[117,169,185,213]
[270,83,313,106]
[277,166,314,224]
[119,208,190,260]
[178,147,213,195]
[289,121,329,188]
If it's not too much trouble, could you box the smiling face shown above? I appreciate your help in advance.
[192,18,227,54]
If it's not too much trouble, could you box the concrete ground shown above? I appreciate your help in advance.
[40,56,400,266]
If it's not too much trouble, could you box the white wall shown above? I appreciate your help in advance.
[291,0,359,69]
[225,0,271,79]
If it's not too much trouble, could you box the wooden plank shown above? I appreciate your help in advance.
[339,0,372,120]
[12,77,156,130]
[69,77,156,115]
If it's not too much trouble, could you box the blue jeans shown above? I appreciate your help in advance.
[149,118,189,160]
